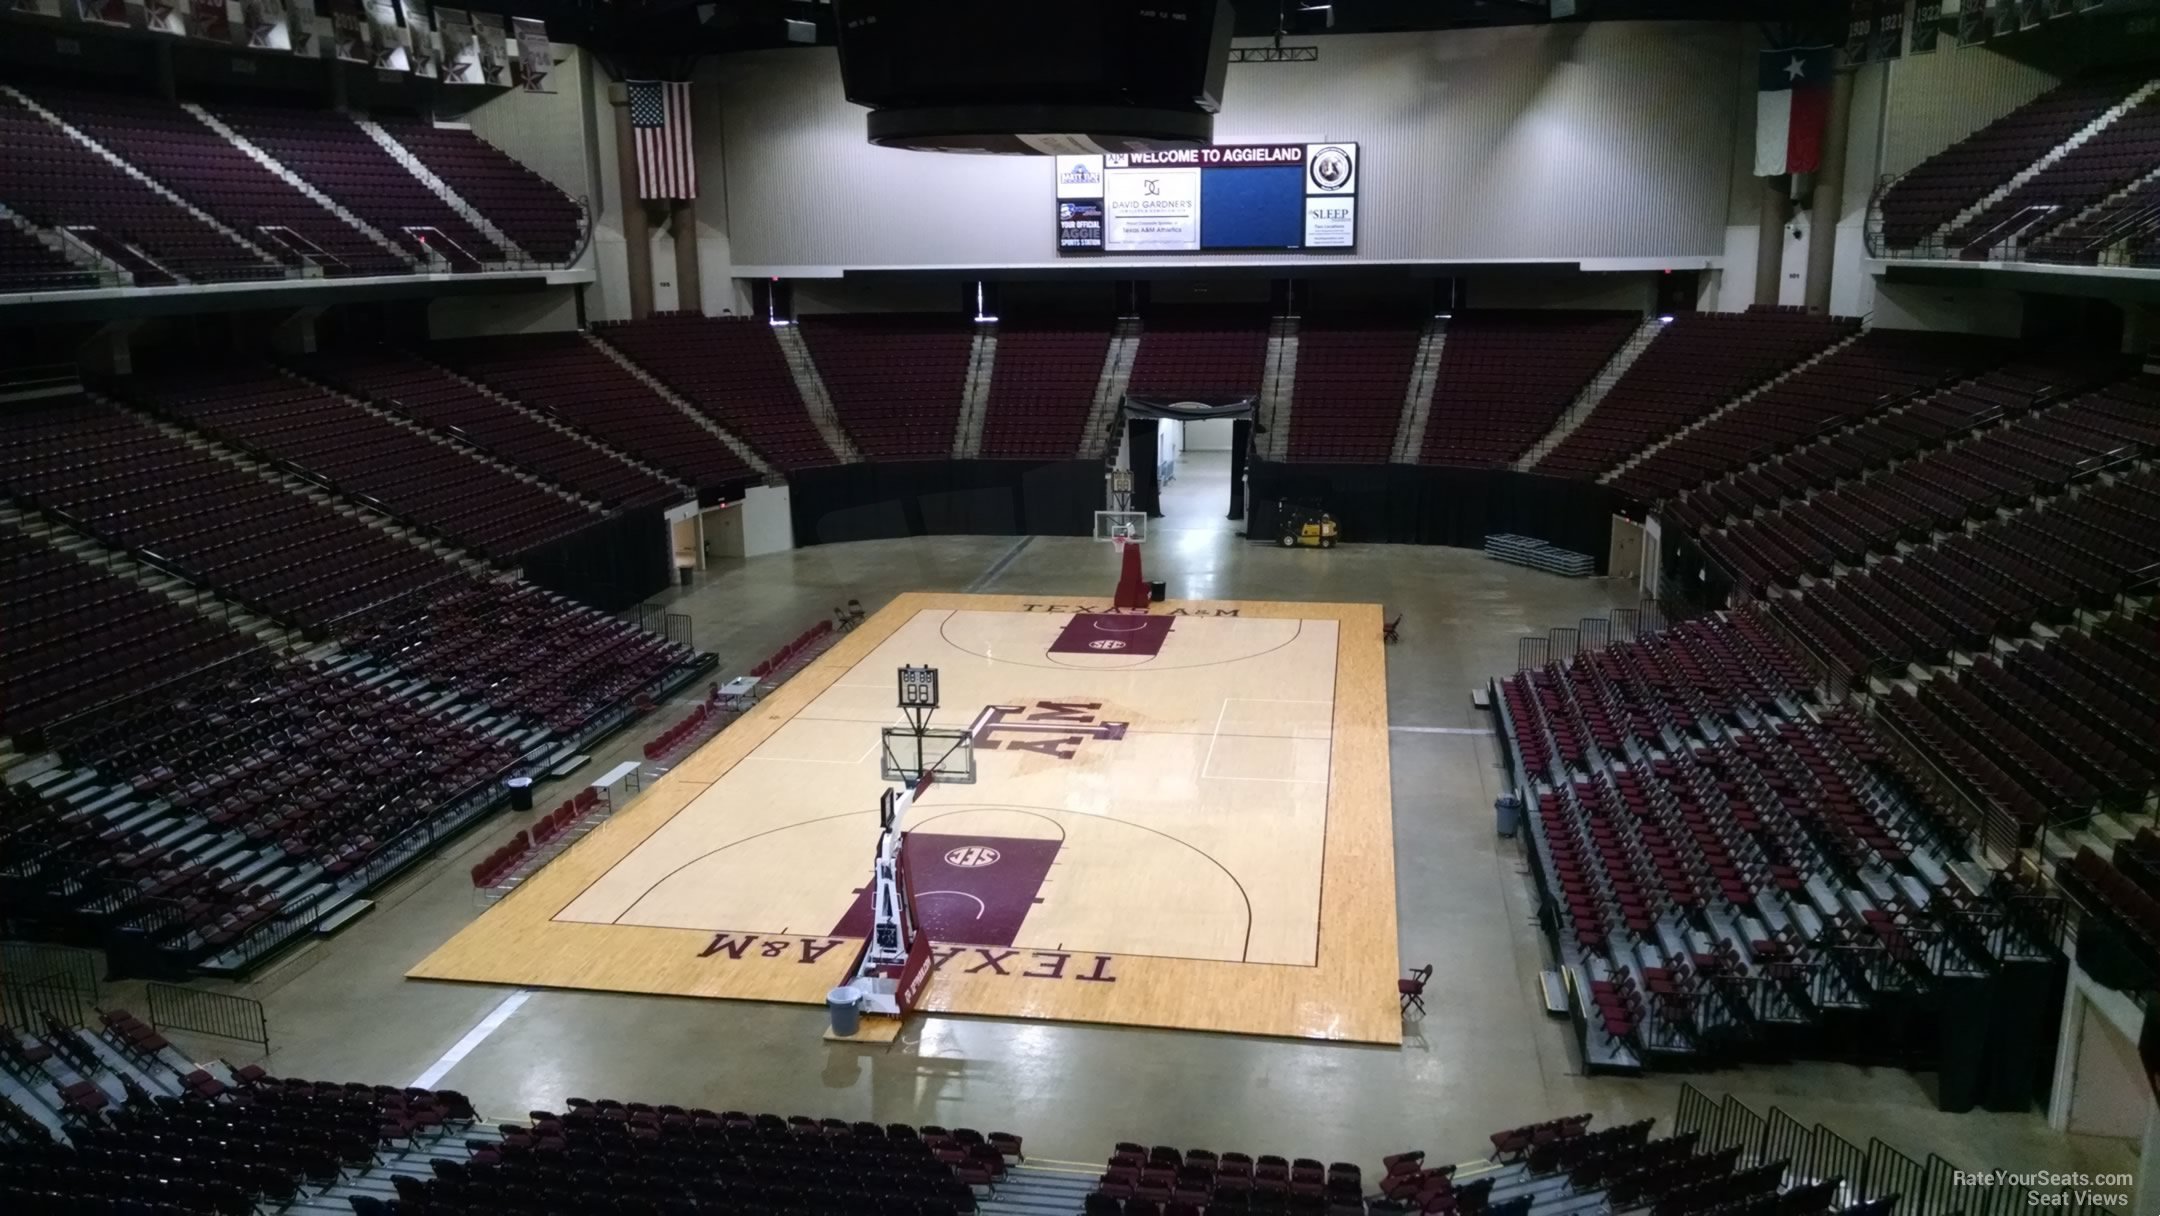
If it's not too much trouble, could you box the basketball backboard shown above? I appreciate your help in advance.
[1093,510,1148,544]
[880,725,977,785]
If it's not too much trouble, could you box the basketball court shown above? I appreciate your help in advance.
[411,592,1400,1044]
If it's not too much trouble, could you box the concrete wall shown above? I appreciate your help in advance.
[1872,278,2025,335]
[716,23,1745,273]
[1184,418,1236,451]
[427,287,579,340]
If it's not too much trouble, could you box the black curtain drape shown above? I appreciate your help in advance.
[1228,419,1251,520]
[1128,418,1162,518]
[522,508,669,612]
[786,459,1098,545]
[1246,461,1620,571]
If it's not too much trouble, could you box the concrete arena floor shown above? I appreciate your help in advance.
[103,453,2135,1179]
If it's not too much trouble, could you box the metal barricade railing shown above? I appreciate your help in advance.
[1517,635,1550,672]
[1578,616,1611,653]
[146,983,270,1054]
[1549,626,1579,664]
[664,611,693,649]
[0,942,100,1029]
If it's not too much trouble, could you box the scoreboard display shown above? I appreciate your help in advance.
[1055,142,1358,255]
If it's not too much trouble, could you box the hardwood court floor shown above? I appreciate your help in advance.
[410,592,1400,1043]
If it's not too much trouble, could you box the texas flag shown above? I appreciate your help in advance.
[1755,46,1836,177]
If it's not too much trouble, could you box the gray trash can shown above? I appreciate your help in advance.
[1494,793,1522,838]
[505,776,534,812]
[826,986,861,1037]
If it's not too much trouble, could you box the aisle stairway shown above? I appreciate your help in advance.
[979,1164,1095,1216]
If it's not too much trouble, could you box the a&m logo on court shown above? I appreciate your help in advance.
[972,701,1129,761]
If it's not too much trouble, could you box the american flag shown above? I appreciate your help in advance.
[629,80,696,200]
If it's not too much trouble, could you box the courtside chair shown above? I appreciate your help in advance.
[1399,963,1432,1015]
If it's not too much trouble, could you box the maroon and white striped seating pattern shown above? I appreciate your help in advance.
[435,333,757,493]
[1533,311,1859,481]
[592,313,836,471]
[797,313,976,462]
[1420,311,1638,469]
[123,365,597,562]
[1285,312,1423,463]
[301,346,682,510]
[978,314,1115,460]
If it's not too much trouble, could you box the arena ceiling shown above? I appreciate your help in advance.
[484,0,1844,62]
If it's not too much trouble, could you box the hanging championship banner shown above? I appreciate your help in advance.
[241,0,288,48]
[284,0,322,55]
[1873,0,1904,59]
[1959,0,1989,42]
[474,11,509,87]
[330,0,369,61]
[1911,2,1942,52]
[1990,0,2017,36]
[2047,0,2071,14]
[2018,0,2045,28]
[9,0,63,17]
[140,0,188,34]
[363,0,405,70]
[512,15,551,92]
[1843,0,1874,63]
[78,0,128,24]
[191,0,231,41]
[404,0,437,78]
[437,7,480,83]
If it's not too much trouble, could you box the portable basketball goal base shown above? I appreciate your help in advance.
[834,665,977,1030]
[1099,467,1151,610]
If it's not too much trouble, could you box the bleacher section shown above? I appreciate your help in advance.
[0,1039,1026,1216]
[0,564,707,972]
[121,366,599,562]
[1421,311,1638,468]
[2062,832,2160,994]
[435,333,757,494]
[0,79,589,291]
[300,347,682,510]
[1697,376,2158,592]
[978,315,1115,460]
[1657,357,2126,534]
[0,90,269,285]
[1875,611,2156,848]
[0,224,97,292]
[1495,607,2060,1072]
[208,101,501,271]
[373,119,584,264]
[796,313,974,461]
[25,85,406,278]
[0,527,259,737]
[1610,330,2004,503]
[1086,1108,1913,1216]
[1126,305,1271,398]
[591,314,836,470]
[1875,70,2152,252]
[1283,312,1422,462]
[1533,311,1859,481]
[0,395,456,631]
[1948,91,2160,259]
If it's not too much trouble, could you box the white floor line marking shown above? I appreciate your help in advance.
[1390,725,1488,735]
[410,989,531,1089]
[1199,699,1229,780]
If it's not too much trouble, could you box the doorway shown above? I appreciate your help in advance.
[1158,419,1239,537]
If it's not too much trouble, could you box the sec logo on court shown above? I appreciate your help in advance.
[1087,639,1126,650]
[943,846,1001,868]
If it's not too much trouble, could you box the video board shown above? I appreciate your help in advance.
[1055,142,1358,254]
